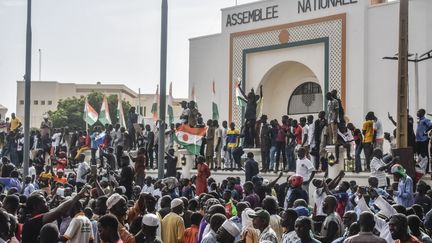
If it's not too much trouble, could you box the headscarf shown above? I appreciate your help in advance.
[391,164,407,178]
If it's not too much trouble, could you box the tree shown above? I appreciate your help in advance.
[48,91,131,130]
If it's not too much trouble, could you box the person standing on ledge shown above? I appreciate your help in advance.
[238,84,262,148]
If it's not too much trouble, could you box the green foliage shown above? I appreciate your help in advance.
[48,91,131,130]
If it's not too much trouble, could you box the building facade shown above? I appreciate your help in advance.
[16,81,185,128]
[189,0,432,129]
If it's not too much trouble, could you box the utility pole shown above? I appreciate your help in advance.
[23,0,32,177]
[158,0,168,179]
[394,0,415,179]
[396,0,408,149]
[38,49,41,81]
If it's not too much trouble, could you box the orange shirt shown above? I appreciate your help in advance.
[183,225,199,243]
[395,235,422,243]
[53,175,68,185]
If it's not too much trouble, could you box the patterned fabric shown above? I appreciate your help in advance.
[259,226,278,243]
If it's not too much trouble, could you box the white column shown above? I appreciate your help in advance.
[178,149,194,178]
[325,145,345,179]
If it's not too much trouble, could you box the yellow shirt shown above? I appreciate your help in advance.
[362,120,374,143]
[161,212,185,243]
[10,117,21,131]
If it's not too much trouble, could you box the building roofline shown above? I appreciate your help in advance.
[221,0,277,12]
[189,33,221,41]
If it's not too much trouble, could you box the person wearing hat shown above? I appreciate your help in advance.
[216,220,240,243]
[161,198,185,243]
[107,193,136,243]
[53,168,68,185]
[250,209,278,243]
[40,114,52,138]
[391,164,414,207]
[135,213,162,243]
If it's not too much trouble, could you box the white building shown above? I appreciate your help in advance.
[189,0,432,130]
[16,81,185,128]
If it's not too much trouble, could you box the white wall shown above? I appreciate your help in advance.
[189,34,230,122]
[366,0,431,133]
[189,0,432,127]
[245,43,324,92]
[259,61,319,120]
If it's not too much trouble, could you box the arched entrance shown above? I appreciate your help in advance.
[260,61,322,120]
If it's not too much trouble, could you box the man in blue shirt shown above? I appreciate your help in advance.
[416,109,432,172]
[391,164,414,207]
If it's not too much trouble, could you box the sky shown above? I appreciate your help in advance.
[0,0,257,116]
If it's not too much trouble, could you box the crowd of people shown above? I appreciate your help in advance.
[0,94,431,243]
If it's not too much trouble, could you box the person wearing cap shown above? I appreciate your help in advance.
[40,114,52,137]
[215,220,240,243]
[135,213,162,243]
[161,198,185,243]
[391,164,414,207]
[250,209,278,243]
[107,193,136,243]
[53,169,68,185]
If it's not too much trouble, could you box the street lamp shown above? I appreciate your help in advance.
[383,49,432,114]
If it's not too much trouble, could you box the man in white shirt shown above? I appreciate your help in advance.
[23,176,35,197]
[306,116,316,162]
[295,147,315,193]
[61,201,94,243]
[76,155,91,191]
[221,121,229,169]
[51,129,62,155]
[141,176,155,194]
[373,115,384,150]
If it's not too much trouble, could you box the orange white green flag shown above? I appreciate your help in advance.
[98,96,112,125]
[83,98,98,126]
[116,97,126,128]
[174,124,206,155]
[167,82,174,125]
[151,85,159,122]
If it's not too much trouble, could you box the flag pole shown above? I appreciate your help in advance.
[23,0,32,177]
[158,0,168,179]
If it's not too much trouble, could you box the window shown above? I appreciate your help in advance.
[144,107,147,116]
[287,82,323,115]
[48,100,52,105]
[34,100,38,105]
[41,100,45,105]
[19,100,24,105]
